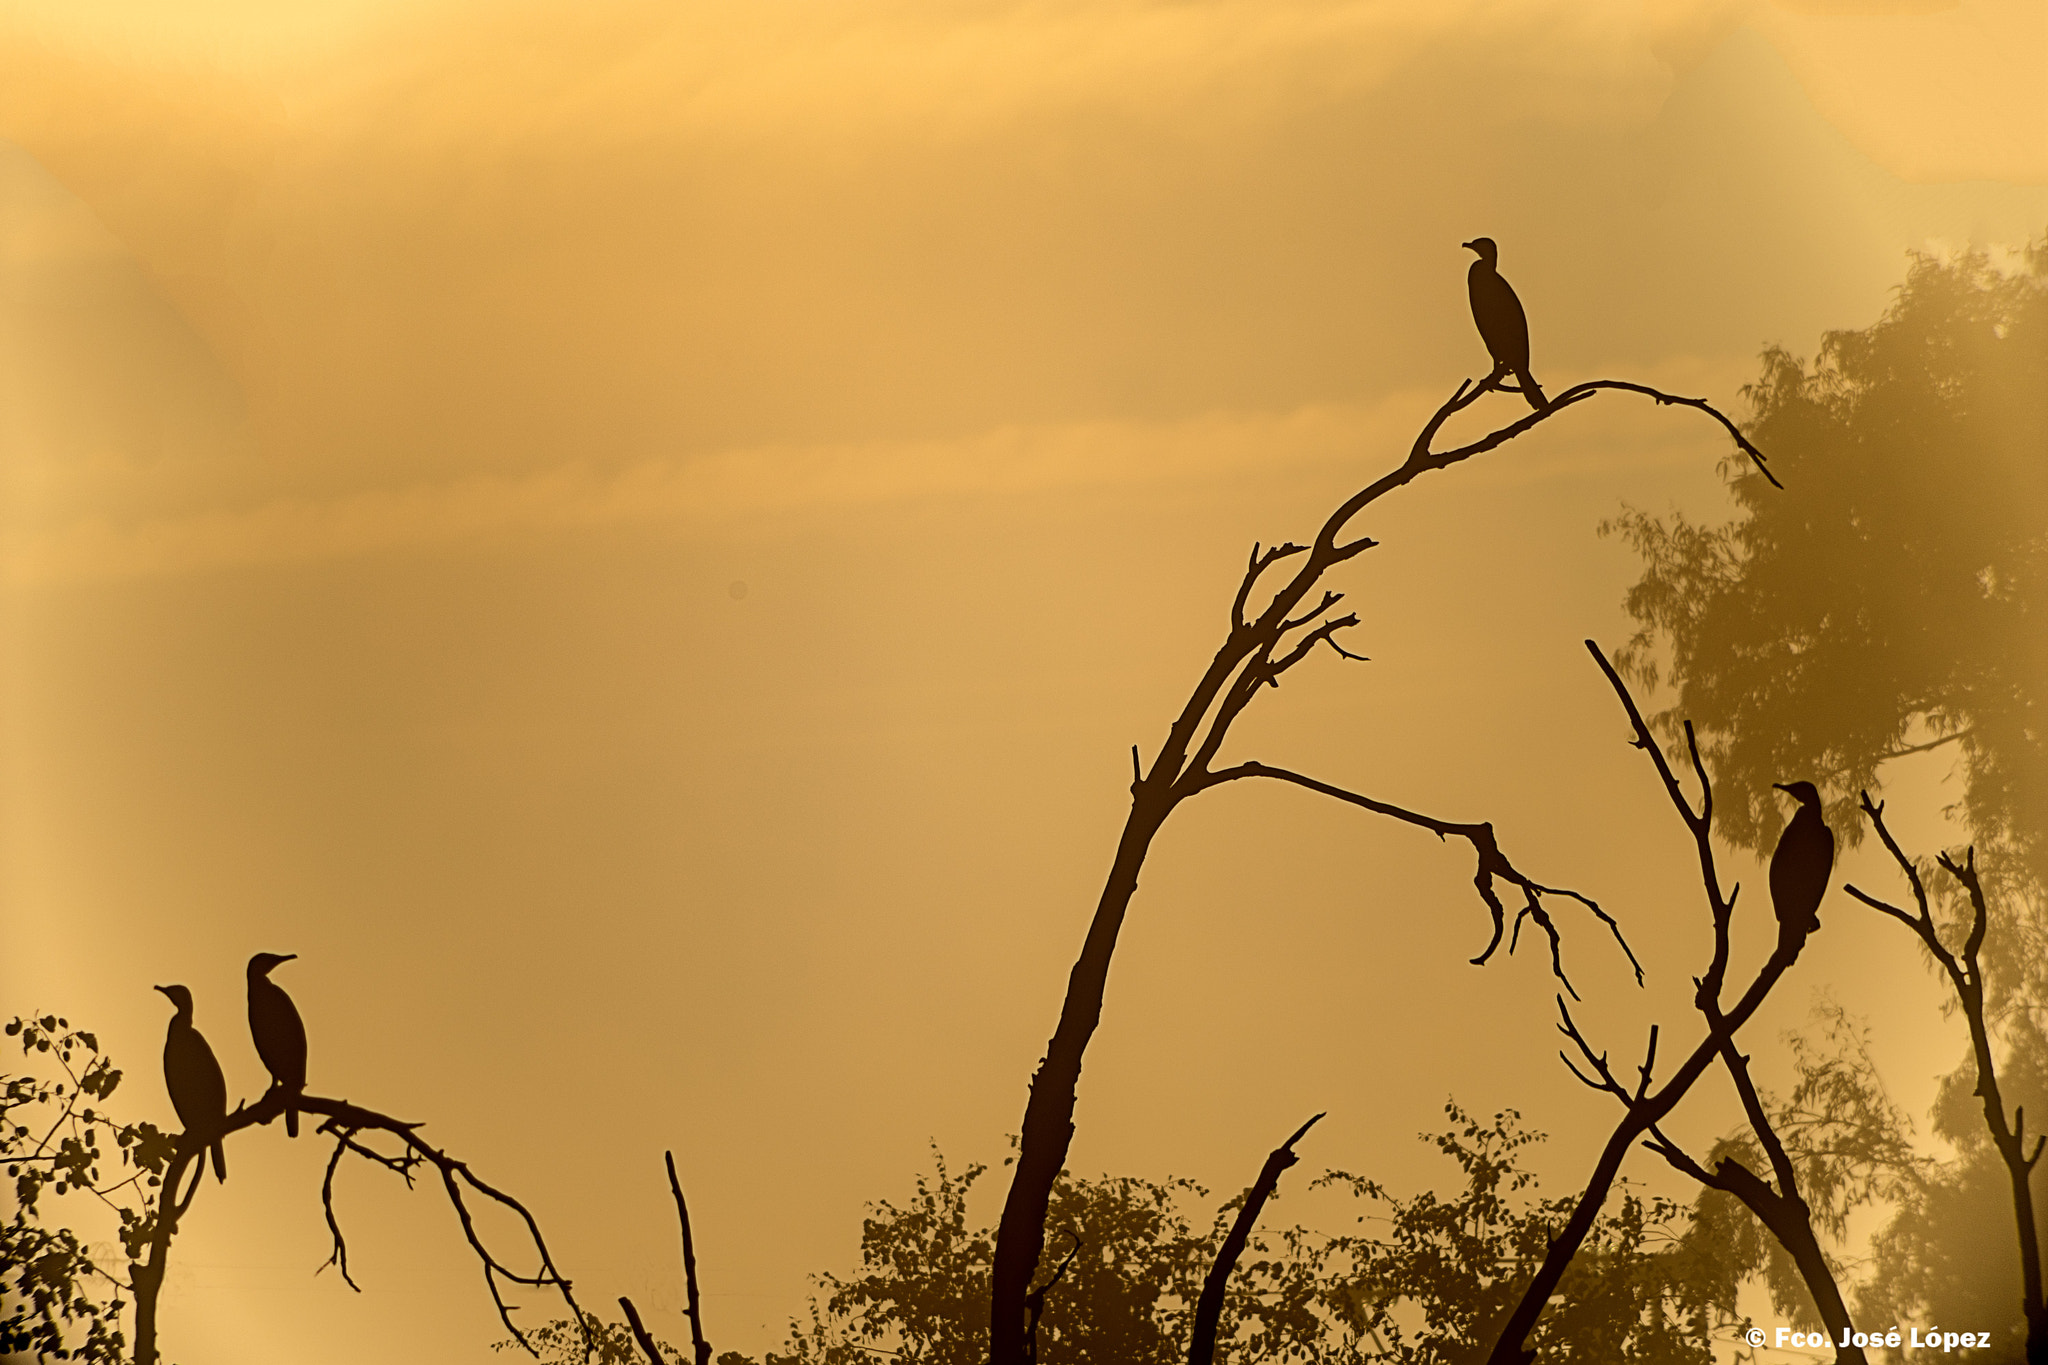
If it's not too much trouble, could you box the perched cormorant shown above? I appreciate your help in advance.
[1462,237,1549,411]
[1768,781,1834,952]
[247,952,308,1137]
[154,984,228,1183]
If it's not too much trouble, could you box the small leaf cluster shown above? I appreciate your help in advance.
[3,1014,172,1363]
[492,1309,683,1365]
[1315,1103,1747,1365]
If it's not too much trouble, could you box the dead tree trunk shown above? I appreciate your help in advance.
[1847,802,2048,1365]
[988,373,1774,1365]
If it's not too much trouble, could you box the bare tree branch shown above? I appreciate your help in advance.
[1231,541,1309,631]
[1188,1113,1323,1365]
[621,1296,668,1365]
[1585,641,1740,1005]
[1579,637,1869,1360]
[1486,641,1820,1365]
[318,1133,362,1292]
[666,1151,715,1365]
[989,369,1765,1365]
[132,1088,587,1365]
[1191,760,1639,996]
[1846,794,2048,1354]
[1023,1228,1082,1365]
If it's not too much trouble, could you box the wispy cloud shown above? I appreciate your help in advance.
[2,402,1391,583]
[4,351,1750,586]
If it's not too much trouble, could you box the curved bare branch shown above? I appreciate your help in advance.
[132,1088,587,1365]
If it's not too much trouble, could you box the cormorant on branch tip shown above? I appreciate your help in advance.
[1462,237,1549,412]
[247,952,308,1138]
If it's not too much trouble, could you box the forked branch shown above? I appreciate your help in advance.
[1582,637,1864,1356]
[1191,761,1639,997]
[1845,795,2048,1349]
[133,1087,587,1365]
[990,369,1768,1365]
[1485,642,1816,1365]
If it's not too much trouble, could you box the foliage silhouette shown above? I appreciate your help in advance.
[1609,233,2048,1362]
[649,1108,1750,1365]
[1,996,587,1365]
[494,1310,684,1365]
[2,1015,172,1364]
[1323,1104,1748,1364]
[1606,237,2048,877]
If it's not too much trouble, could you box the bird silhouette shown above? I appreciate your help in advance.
[1768,781,1834,953]
[247,952,308,1137]
[154,985,228,1183]
[1462,237,1549,411]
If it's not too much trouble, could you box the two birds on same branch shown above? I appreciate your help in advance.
[154,952,308,1183]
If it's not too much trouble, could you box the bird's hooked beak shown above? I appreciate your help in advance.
[1461,239,1480,252]
[152,984,172,998]
[1772,783,1794,794]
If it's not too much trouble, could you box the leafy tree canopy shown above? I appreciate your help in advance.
[1609,236,2048,1354]
[693,1107,1749,1365]
[1607,237,2048,878]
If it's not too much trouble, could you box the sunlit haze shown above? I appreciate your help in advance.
[3,1,2044,1359]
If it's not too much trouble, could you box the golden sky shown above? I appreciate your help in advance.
[3,0,2045,1358]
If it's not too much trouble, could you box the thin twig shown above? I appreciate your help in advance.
[317,1133,362,1291]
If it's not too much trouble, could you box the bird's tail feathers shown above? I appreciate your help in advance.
[211,1140,228,1184]
[1514,369,1549,411]
[286,1102,299,1139]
